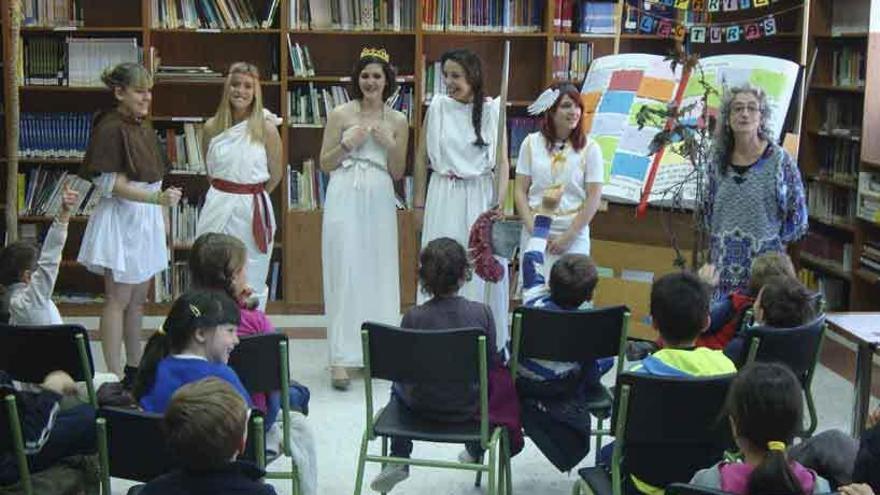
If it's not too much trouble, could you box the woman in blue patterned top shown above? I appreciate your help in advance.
[703,85,808,299]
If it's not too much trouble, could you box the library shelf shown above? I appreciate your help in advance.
[809,215,857,233]
[810,84,866,93]
[551,33,617,41]
[17,157,83,165]
[288,29,416,36]
[420,30,547,38]
[21,26,144,33]
[855,268,880,285]
[815,32,869,40]
[808,129,861,142]
[287,75,415,83]
[149,28,281,34]
[153,78,282,86]
[799,253,852,281]
[173,242,283,250]
[18,215,89,223]
[806,174,858,190]
[19,85,107,92]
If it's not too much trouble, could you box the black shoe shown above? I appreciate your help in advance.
[121,365,139,391]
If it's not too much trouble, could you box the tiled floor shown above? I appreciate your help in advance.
[97,338,875,495]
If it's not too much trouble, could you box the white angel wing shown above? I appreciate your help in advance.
[527,88,560,116]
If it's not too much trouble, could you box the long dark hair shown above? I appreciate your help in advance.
[133,290,241,400]
[189,233,247,302]
[727,362,805,495]
[440,49,487,147]
[539,82,587,152]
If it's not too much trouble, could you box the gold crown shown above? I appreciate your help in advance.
[360,47,390,63]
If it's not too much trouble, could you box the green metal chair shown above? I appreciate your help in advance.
[742,314,827,437]
[572,372,735,495]
[509,306,630,457]
[96,406,171,494]
[353,322,511,495]
[228,332,301,495]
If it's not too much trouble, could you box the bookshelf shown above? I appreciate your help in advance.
[797,0,880,311]
[5,0,869,318]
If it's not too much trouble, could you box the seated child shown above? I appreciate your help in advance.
[636,272,737,377]
[370,237,500,493]
[0,186,78,325]
[696,252,796,350]
[691,362,830,495]
[139,377,277,495]
[188,233,316,495]
[133,290,249,413]
[724,275,816,366]
[0,370,96,488]
[518,213,601,388]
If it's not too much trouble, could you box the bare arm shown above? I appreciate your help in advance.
[568,182,603,233]
[514,174,533,232]
[387,112,409,181]
[112,174,180,206]
[264,121,283,193]
[319,106,347,173]
[201,119,215,181]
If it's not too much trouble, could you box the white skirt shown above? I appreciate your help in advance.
[322,163,400,367]
[77,181,168,285]
[518,213,591,282]
[197,187,276,310]
[420,173,510,353]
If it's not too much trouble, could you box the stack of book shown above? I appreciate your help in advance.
[422,0,544,32]
[288,84,350,125]
[801,231,852,270]
[287,159,329,210]
[857,172,880,224]
[150,0,264,29]
[820,140,859,180]
[552,41,594,82]
[171,199,202,245]
[286,38,316,77]
[808,182,856,224]
[157,124,207,174]
[554,1,616,34]
[155,65,224,82]
[832,46,866,87]
[20,37,140,87]
[19,112,92,159]
[17,169,101,217]
[860,240,880,277]
[22,0,83,27]
[797,267,848,311]
[291,0,416,31]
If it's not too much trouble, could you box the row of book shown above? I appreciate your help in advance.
[861,239,880,278]
[807,182,856,224]
[157,124,208,174]
[822,99,862,138]
[22,0,82,27]
[19,37,140,87]
[170,199,202,245]
[291,0,417,31]
[150,0,271,29]
[857,172,880,224]
[552,41,594,83]
[831,47,866,88]
[288,84,415,125]
[19,112,93,159]
[16,168,100,217]
[287,38,316,77]
[553,0,616,34]
[818,140,859,180]
[287,159,329,210]
[422,0,544,32]
[797,268,847,311]
[154,257,282,303]
[508,116,540,160]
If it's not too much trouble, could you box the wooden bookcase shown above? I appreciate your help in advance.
[797,0,880,311]
[6,0,872,318]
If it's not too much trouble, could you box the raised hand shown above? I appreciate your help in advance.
[59,183,80,221]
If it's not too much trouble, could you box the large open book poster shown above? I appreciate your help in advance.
[580,53,800,207]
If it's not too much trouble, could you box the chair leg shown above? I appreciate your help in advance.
[291,462,301,495]
[474,451,485,487]
[502,431,512,495]
[571,479,589,495]
[488,441,497,495]
[353,432,369,495]
[380,437,389,495]
[804,390,818,438]
[595,417,604,461]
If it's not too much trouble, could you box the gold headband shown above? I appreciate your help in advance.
[767,441,786,451]
[360,47,390,63]
[189,304,202,318]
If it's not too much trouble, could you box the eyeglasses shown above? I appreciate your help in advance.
[731,104,761,114]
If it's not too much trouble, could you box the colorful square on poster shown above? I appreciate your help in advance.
[749,68,786,99]
[581,91,602,113]
[609,70,644,91]
[718,68,751,89]
[637,77,675,101]
[611,152,651,181]
[619,126,660,154]
[591,113,626,136]
[629,101,667,127]
[599,91,636,114]
[595,135,620,162]
[582,112,595,134]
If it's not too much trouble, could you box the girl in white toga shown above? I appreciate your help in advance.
[197,62,283,310]
[413,49,510,352]
[319,48,409,390]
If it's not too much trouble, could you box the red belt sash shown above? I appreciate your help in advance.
[210,178,273,254]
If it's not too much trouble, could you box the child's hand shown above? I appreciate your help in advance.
[41,371,77,396]
[59,184,79,220]
[698,263,719,287]
[839,484,875,495]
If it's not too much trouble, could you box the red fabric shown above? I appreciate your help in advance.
[210,178,273,254]
[469,210,505,282]
[696,291,754,350]
[483,364,524,456]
